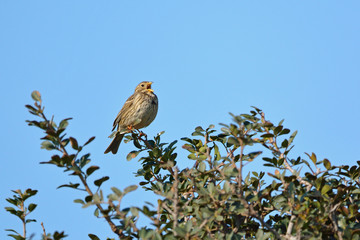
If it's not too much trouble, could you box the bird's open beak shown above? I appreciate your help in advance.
[147,82,153,92]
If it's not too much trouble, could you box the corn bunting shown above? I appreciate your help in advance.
[104,81,158,154]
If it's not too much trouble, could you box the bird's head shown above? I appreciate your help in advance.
[135,81,154,93]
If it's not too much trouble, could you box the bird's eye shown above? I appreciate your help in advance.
[141,84,144,87]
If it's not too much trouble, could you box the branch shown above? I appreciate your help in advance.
[329,203,343,240]
[41,222,48,240]
[38,109,125,238]
[21,202,26,239]
[204,133,213,168]
[286,214,296,238]
[260,112,313,191]
[172,167,179,235]
[242,199,281,240]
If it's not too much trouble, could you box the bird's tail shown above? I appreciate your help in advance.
[104,132,124,154]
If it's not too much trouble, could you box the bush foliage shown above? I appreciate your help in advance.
[5,91,360,240]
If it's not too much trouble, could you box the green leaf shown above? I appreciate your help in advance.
[88,234,100,240]
[84,136,95,146]
[321,184,332,195]
[130,207,139,216]
[92,193,100,203]
[52,231,67,239]
[94,176,109,187]
[182,144,195,153]
[187,153,197,160]
[195,126,204,132]
[7,234,25,240]
[213,143,221,161]
[74,199,85,204]
[288,130,298,146]
[323,159,331,170]
[185,220,193,232]
[31,90,41,102]
[192,131,205,137]
[28,203,37,212]
[126,150,141,161]
[260,133,274,138]
[174,227,187,238]
[133,137,142,149]
[94,208,100,217]
[85,195,93,203]
[223,181,231,193]
[279,128,291,136]
[227,137,239,146]
[224,165,237,177]
[5,229,20,235]
[24,188,38,198]
[86,165,100,176]
[6,198,18,206]
[352,189,360,194]
[25,104,38,115]
[273,125,283,135]
[59,118,72,129]
[111,187,123,197]
[124,185,138,194]
[306,152,317,165]
[25,219,36,223]
[197,154,207,161]
[41,141,56,150]
[57,183,80,189]
[281,139,288,148]
[5,207,17,215]
[198,162,206,172]
[79,153,90,168]
[251,106,262,112]
[220,127,231,134]
[247,151,263,161]
[152,147,161,158]
[69,137,79,150]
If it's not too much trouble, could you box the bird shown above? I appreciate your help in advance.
[104,81,158,154]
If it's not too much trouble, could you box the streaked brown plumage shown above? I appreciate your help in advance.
[104,81,158,154]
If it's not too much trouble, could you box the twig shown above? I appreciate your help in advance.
[329,202,343,240]
[41,222,48,240]
[199,218,209,229]
[282,157,312,191]
[241,198,281,239]
[238,144,244,195]
[286,214,296,238]
[21,202,26,239]
[162,202,175,215]
[173,167,179,235]
[204,133,213,168]
[260,112,313,191]
[138,131,154,149]
[41,113,124,238]
[156,202,161,232]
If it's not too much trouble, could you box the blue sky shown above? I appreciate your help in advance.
[1,1,359,239]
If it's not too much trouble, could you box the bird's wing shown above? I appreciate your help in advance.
[112,93,136,131]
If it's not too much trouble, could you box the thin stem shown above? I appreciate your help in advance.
[173,167,179,235]
[76,167,122,237]
[41,112,124,238]
[20,201,26,239]
[240,198,281,240]
[329,203,343,240]
[204,133,212,168]
[260,112,313,191]
[238,145,244,195]
[41,222,48,240]
[286,214,296,238]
